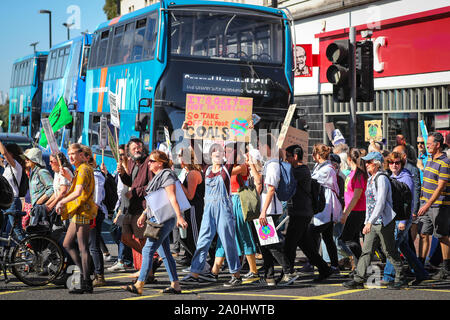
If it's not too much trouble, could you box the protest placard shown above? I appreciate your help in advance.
[325,122,335,142]
[364,120,383,142]
[279,126,309,164]
[276,104,297,149]
[253,217,280,246]
[41,118,59,155]
[184,94,253,142]
[109,91,120,129]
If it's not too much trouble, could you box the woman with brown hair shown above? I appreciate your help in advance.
[178,146,205,265]
[310,143,342,277]
[122,150,188,295]
[339,148,367,271]
[56,143,97,294]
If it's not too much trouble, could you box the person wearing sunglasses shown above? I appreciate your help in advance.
[381,152,429,286]
[343,151,406,290]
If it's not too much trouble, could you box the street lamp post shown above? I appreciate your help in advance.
[39,10,52,49]
[30,42,39,53]
[63,22,74,40]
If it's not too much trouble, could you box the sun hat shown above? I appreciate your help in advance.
[22,148,46,167]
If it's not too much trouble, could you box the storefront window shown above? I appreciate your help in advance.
[387,113,418,152]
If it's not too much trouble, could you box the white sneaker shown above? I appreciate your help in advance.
[107,262,126,272]
[103,253,112,262]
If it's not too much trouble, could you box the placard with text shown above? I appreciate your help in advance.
[184,94,253,142]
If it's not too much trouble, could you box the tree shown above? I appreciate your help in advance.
[103,0,119,20]
[0,101,9,132]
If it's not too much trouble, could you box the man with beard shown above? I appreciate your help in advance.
[117,138,154,279]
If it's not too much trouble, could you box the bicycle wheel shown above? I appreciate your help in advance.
[10,234,65,286]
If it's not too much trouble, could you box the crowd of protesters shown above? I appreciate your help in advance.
[0,129,449,295]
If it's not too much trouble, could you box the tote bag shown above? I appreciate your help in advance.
[145,181,191,224]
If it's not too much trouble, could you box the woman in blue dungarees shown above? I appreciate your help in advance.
[181,143,242,287]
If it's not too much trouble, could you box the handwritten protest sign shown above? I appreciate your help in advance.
[279,126,309,164]
[364,120,382,142]
[41,118,59,155]
[184,94,253,142]
[276,104,297,149]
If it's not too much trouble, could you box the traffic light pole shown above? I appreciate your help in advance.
[349,27,357,148]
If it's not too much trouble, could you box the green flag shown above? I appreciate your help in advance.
[39,97,73,147]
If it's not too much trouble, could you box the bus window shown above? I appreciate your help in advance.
[111,25,124,65]
[122,22,134,63]
[39,58,47,83]
[18,63,25,87]
[88,33,99,69]
[45,51,57,80]
[132,18,147,61]
[97,30,110,66]
[170,10,283,64]
[27,60,34,86]
[143,12,158,60]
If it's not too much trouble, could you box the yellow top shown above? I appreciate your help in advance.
[61,163,97,221]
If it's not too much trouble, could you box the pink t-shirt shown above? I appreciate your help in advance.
[344,170,367,212]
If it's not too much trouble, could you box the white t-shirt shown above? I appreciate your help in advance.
[3,160,23,197]
[53,169,73,198]
[261,160,283,215]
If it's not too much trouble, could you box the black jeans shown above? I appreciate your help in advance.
[89,210,105,276]
[339,211,365,259]
[310,221,339,268]
[260,214,291,279]
[284,215,331,275]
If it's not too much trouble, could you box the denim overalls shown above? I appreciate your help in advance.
[190,166,241,274]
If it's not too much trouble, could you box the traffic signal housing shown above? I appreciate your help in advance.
[326,40,352,102]
[355,40,374,102]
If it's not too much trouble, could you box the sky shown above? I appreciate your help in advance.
[0,0,108,97]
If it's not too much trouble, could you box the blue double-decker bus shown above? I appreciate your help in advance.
[84,0,294,172]
[9,52,48,139]
[42,33,92,148]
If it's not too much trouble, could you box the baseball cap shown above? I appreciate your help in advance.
[361,151,384,163]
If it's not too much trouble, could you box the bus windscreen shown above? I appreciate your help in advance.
[170,9,284,64]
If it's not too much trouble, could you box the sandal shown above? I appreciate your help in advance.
[122,284,143,295]
[162,287,181,295]
[132,275,158,285]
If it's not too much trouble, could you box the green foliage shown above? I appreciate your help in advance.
[0,101,8,132]
[103,0,119,20]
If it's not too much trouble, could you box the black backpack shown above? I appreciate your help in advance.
[9,165,29,197]
[374,173,412,221]
[0,175,13,210]
[102,172,118,214]
[311,178,326,215]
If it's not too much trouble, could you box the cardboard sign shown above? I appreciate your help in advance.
[325,122,335,142]
[41,118,59,155]
[109,91,120,128]
[253,216,280,246]
[277,104,297,149]
[364,120,383,142]
[184,94,253,142]
[280,126,309,164]
[99,116,108,150]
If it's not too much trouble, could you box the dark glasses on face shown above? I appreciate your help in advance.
[389,161,401,165]
[417,141,424,145]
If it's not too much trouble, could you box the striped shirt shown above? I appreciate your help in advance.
[420,153,450,207]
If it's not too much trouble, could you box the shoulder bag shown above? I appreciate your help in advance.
[237,174,261,222]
